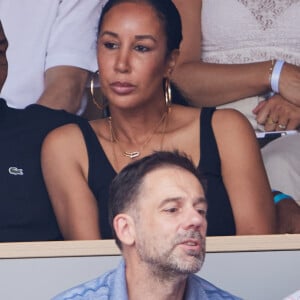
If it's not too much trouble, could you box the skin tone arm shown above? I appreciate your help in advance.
[37,66,89,113]
[41,124,101,239]
[171,0,300,109]
[212,109,276,234]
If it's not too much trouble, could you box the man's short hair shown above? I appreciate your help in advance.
[108,150,206,249]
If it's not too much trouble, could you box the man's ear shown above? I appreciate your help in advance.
[113,214,136,246]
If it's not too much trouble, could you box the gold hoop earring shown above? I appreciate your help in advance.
[90,71,105,111]
[164,78,172,107]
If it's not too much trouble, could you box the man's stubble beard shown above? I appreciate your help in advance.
[135,230,206,280]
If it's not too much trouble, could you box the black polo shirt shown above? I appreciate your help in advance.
[0,99,82,242]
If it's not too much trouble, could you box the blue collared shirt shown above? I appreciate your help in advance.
[52,259,242,300]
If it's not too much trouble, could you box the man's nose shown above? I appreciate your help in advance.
[182,207,207,230]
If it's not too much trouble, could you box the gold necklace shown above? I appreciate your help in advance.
[108,110,169,159]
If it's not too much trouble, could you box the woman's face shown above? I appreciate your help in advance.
[97,2,177,110]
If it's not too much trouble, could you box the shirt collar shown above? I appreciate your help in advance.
[110,259,129,300]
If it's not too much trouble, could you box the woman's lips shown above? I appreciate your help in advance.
[110,81,136,95]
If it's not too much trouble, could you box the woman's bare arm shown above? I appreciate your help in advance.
[41,124,101,240]
[212,109,276,234]
[171,0,300,107]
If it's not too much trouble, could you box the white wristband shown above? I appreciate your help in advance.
[270,60,285,93]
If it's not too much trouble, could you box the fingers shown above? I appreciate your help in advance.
[255,101,278,131]
[264,111,300,131]
[286,118,300,130]
[255,101,271,125]
[257,105,289,132]
[255,95,300,131]
[252,100,267,114]
[276,114,288,131]
[277,123,287,130]
[264,116,278,131]
[274,101,300,130]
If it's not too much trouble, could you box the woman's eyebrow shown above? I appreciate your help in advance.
[134,35,157,43]
[99,31,118,38]
[100,31,157,43]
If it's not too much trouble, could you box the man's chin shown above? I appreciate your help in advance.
[174,262,202,275]
[177,244,204,260]
[172,253,203,274]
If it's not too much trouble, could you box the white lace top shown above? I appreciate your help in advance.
[201,0,300,65]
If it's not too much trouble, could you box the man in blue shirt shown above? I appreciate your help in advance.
[53,151,241,300]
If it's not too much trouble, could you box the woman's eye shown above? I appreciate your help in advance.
[134,45,150,52]
[104,42,119,49]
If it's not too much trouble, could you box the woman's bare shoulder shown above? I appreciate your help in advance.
[212,108,258,150]
[41,122,92,164]
[213,108,253,132]
[43,123,84,146]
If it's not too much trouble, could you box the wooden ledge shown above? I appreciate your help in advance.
[0,234,300,259]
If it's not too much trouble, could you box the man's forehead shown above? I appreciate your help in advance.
[140,165,204,196]
[144,165,199,181]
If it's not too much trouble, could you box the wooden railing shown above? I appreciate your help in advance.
[1,234,299,258]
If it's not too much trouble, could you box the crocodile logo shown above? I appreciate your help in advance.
[8,167,24,176]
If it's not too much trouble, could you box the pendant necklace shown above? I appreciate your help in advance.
[108,110,168,160]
